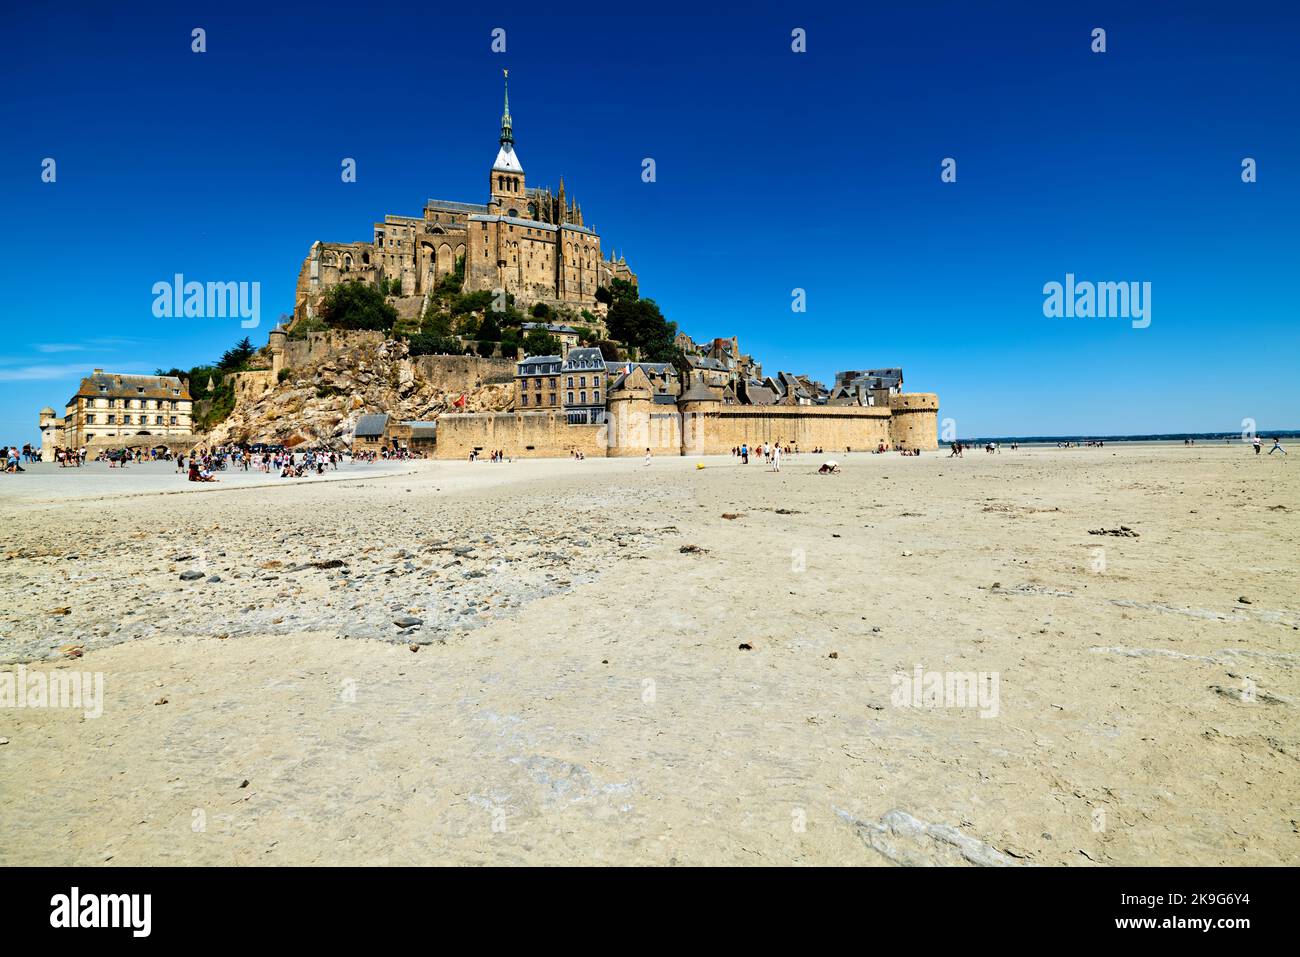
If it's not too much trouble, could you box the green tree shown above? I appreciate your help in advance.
[321,280,398,331]
[609,278,638,303]
[218,336,256,370]
[530,301,553,321]
[606,297,677,361]
[477,313,502,342]
[420,300,453,337]
[499,331,522,359]
[407,334,460,356]
[451,289,494,315]
[522,329,562,356]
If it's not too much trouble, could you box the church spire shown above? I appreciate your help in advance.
[499,69,513,147]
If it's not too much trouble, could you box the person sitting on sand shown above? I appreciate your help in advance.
[817,460,841,474]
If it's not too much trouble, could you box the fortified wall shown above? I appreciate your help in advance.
[435,393,939,459]
[435,410,606,459]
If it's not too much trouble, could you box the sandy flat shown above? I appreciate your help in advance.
[0,446,1296,866]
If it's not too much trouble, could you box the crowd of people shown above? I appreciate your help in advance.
[176,445,350,481]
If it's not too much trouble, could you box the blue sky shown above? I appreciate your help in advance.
[1,0,1296,439]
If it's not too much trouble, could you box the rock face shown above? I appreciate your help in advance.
[205,339,514,446]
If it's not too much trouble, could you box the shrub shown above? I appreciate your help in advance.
[406,334,461,356]
[321,281,398,331]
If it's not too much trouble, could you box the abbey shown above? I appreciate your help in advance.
[294,73,636,324]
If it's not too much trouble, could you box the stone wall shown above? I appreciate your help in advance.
[279,330,386,373]
[230,369,277,408]
[887,393,940,450]
[605,398,683,456]
[434,411,604,459]
[410,355,516,392]
[683,405,894,455]
[435,396,938,459]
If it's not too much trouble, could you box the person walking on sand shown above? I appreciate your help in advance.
[644,447,652,467]
[1253,435,1262,454]
[1269,437,1287,455]
[771,444,782,472]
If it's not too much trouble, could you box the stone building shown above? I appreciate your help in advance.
[353,413,389,453]
[830,368,904,406]
[42,370,194,455]
[560,347,609,424]
[515,355,563,412]
[295,73,637,324]
[454,347,937,460]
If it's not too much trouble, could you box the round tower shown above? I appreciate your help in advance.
[605,370,653,457]
[678,380,722,456]
[268,324,288,377]
[38,406,59,461]
[888,393,940,450]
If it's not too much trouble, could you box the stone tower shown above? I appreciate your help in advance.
[489,70,525,217]
[38,406,60,460]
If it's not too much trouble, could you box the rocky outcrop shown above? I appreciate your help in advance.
[204,338,513,446]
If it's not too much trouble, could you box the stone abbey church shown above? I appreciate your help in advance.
[294,74,636,324]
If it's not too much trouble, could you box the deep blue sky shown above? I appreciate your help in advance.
[1,1,1296,439]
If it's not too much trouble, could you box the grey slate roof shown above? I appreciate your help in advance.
[425,199,489,213]
[518,355,562,375]
[354,413,389,438]
[563,347,606,371]
[680,380,721,402]
[401,420,437,439]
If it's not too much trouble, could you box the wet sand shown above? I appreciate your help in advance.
[1,446,1296,865]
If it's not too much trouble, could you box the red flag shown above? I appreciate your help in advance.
[454,393,466,408]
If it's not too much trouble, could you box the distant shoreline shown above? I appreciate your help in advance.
[955,430,1299,446]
